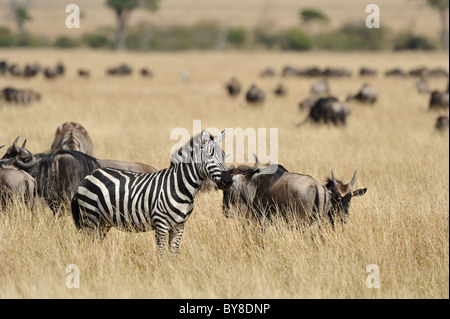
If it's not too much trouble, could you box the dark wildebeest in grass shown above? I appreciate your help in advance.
[429,84,449,110]
[260,67,276,77]
[0,87,41,105]
[225,77,241,97]
[140,68,153,77]
[359,67,378,77]
[107,64,132,76]
[223,159,367,226]
[273,83,287,96]
[78,69,90,77]
[384,68,407,77]
[435,115,449,132]
[295,96,351,126]
[50,122,94,156]
[245,84,265,105]
[346,83,378,105]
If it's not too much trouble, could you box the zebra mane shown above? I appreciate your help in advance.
[170,133,212,166]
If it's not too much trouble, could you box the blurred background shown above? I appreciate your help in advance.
[0,0,448,53]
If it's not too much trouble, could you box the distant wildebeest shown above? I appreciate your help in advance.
[346,83,378,105]
[360,67,377,77]
[322,67,352,78]
[301,66,323,77]
[0,87,41,105]
[107,64,132,76]
[385,68,406,77]
[0,60,7,76]
[56,62,65,76]
[429,85,449,110]
[310,79,330,95]
[225,77,241,97]
[295,96,351,126]
[140,68,153,77]
[245,84,265,104]
[23,63,41,78]
[428,68,448,78]
[78,69,90,77]
[50,122,94,156]
[223,159,367,226]
[409,66,429,78]
[43,67,58,79]
[273,83,287,96]
[435,115,449,132]
[282,65,302,77]
[260,67,276,77]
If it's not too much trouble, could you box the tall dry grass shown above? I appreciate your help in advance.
[0,49,448,298]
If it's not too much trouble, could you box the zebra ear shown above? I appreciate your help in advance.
[201,129,211,144]
[214,129,227,143]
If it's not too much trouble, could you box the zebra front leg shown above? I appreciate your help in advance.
[169,224,185,254]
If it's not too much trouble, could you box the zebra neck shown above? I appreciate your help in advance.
[173,161,205,199]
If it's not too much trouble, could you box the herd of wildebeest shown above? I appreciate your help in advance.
[0,57,449,249]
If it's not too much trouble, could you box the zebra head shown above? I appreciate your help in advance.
[198,129,233,190]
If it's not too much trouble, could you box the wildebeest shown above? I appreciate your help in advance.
[0,60,7,76]
[107,64,132,76]
[78,69,90,77]
[409,66,429,78]
[140,68,153,77]
[310,79,330,95]
[429,86,449,110]
[245,84,265,104]
[273,83,287,96]
[346,83,378,105]
[295,96,351,126]
[0,146,37,208]
[360,67,378,77]
[50,122,94,156]
[384,68,406,77]
[260,67,276,77]
[282,65,302,77]
[225,77,241,97]
[322,67,352,78]
[435,115,449,132]
[223,159,367,226]
[0,87,41,105]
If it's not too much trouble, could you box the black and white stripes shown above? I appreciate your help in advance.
[71,129,232,254]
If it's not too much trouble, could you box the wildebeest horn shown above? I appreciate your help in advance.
[0,145,4,150]
[331,170,337,186]
[350,171,357,188]
[13,136,20,153]
[21,139,27,149]
[15,149,37,169]
[251,154,259,170]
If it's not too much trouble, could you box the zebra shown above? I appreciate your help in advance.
[50,122,94,155]
[71,129,233,255]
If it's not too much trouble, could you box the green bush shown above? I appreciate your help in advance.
[82,33,113,48]
[393,32,436,51]
[280,28,312,51]
[0,26,14,47]
[53,35,79,48]
[227,27,247,47]
[315,23,386,51]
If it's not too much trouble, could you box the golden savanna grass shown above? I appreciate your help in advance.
[0,49,448,298]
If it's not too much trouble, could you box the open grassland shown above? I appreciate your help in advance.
[0,49,449,298]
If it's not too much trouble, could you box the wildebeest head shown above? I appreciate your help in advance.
[1,137,28,160]
[326,170,367,224]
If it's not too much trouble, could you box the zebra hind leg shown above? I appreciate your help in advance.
[169,224,185,255]
[155,226,169,257]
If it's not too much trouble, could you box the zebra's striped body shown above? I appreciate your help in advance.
[51,122,93,155]
[71,130,232,254]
